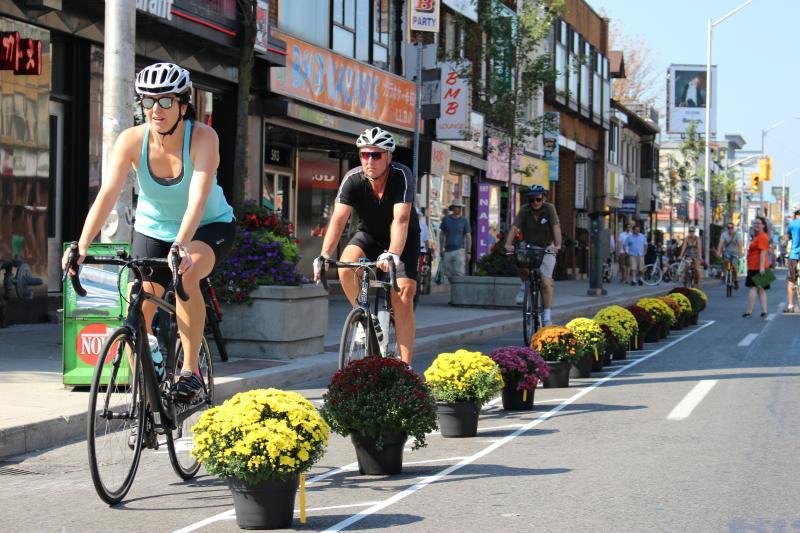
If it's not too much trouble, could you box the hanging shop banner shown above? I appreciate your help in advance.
[620,197,637,215]
[430,141,451,176]
[436,60,471,140]
[254,0,269,54]
[271,30,417,131]
[486,136,521,183]
[409,0,441,33]
[575,162,586,209]
[136,0,173,21]
[442,0,478,21]
[520,156,549,190]
[543,112,560,182]
[477,183,491,258]
[667,64,717,135]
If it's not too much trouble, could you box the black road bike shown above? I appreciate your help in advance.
[64,242,213,505]
[512,243,549,347]
[320,258,401,369]
[200,277,229,361]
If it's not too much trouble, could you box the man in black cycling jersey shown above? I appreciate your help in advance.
[313,127,420,364]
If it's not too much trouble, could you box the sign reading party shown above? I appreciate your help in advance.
[409,0,441,33]
[271,30,417,131]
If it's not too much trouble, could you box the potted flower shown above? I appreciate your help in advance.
[320,355,437,475]
[566,318,607,372]
[530,326,582,388]
[637,298,676,338]
[626,305,656,344]
[488,347,550,410]
[192,388,329,530]
[593,305,638,353]
[424,349,504,437]
[599,324,622,361]
[211,203,328,358]
[689,288,708,313]
[670,287,706,324]
[659,296,684,330]
[665,292,693,327]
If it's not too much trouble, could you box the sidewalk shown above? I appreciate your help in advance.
[0,278,710,459]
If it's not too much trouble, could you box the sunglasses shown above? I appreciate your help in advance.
[359,151,384,161]
[530,196,544,203]
[140,96,179,109]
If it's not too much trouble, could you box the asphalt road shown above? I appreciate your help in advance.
[2,277,800,532]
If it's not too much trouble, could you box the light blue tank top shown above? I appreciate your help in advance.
[134,120,233,241]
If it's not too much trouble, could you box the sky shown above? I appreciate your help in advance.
[588,0,800,204]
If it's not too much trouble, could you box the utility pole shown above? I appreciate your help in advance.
[100,0,137,243]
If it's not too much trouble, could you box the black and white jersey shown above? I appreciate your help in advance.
[336,162,419,243]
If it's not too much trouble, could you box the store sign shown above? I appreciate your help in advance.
[76,323,119,366]
[477,183,491,258]
[136,0,173,20]
[271,30,417,131]
[409,0,441,33]
[575,163,586,210]
[543,112,560,182]
[486,137,521,183]
[264,144,290,167]
[0,32,43,75]
[520,156,549,189]
[447,111,484,155]
[430,141,451,176]
[436,61,470,140]
[254,0,269,54]
[620,197,637,215]
[442,0,478,21]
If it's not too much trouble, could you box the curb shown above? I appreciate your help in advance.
[0,282,716,459]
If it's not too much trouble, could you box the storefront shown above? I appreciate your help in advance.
[254,29,417,276]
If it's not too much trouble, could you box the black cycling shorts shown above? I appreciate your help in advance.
[131,221,237,288]
[347,230,419,281]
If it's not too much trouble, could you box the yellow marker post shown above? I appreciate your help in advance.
[522,389,527,402]
[299,474,306,524]
[593,346,599,361]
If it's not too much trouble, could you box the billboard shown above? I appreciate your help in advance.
[667,64,717,135]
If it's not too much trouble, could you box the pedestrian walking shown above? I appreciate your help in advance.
[783,206,800,313]
[617,223,631,283]
[624,225,647,286]
[743,216,770,319]
[439,202,471,282]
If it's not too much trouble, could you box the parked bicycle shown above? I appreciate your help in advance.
[414,251,432,309]
[63,242,213,505]
[319,258,400,370]
[511,243,550,347]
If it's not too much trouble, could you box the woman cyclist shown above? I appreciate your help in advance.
[62,62,235,401]
[679,226,703,288]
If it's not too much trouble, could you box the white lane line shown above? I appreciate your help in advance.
[307,462,359,485]
[402,456,467,466]
[738,333,758,347]
[173,510,236,533]
[429,423,523,436]
[320,321,715,533]
[766,313,776,321]
[667,380,718,420]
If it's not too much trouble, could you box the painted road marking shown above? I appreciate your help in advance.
[667,380,718,420]
[738,333,758,347]
[766,313,776,321]
[174,321,715,533]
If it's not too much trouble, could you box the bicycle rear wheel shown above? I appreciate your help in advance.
[666,263,680,284]
[205,309,229,362]
[641,264,662,286]
[339,308,369,370]
[725,269,733,297]
[166,335,214,480]
[87,326,144,505]
[522,281,540,347]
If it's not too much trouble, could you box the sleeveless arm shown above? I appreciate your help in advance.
[176,124,220,245]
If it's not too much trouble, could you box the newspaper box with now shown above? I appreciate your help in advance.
[62,243,130,386]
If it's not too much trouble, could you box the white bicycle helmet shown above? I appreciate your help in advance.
[356,127,396,152]
[135,63,192,99]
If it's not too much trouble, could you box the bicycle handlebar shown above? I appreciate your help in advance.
[63,241,189,301]
[318,257,400,293]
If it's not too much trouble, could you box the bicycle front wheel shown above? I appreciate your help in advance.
[725,269,733,297]
[166,335,214,480]
[87,326,144,505]
[522,281,540,347]
[641,264,662,286]
[339,308,369,370]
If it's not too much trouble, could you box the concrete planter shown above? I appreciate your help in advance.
[220,284,328,359]
[449,276,520,308]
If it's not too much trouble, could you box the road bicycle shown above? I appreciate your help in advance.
[414,250,432,310]
[319,258,401,369]
[63,242,213,505]
[640,262,663,286]
[722,256,738,297]
[682,257,699,288]
[512,243,550,347]
[602,254,617,283]
[200,278,229,362]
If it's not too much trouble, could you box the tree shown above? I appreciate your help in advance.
[606,19,659,108]
[232,0,257,217]
[448,0,562,196]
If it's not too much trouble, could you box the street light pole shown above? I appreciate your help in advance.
[703,0,754,274]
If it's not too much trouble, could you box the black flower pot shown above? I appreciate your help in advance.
[612,345,627,361]
[501,383,535,410]
[634,332,646,351]
[350,431,408,475]
[660,323,670,339]
[436,401,480,437]
[645,327,660,343]
[603,348,613,365]
[591,351,604,372]
[227,475,298,530]
[671,318,684,331]
[689,313,699,325]
[544,360,571,388]
[569,353,592,379]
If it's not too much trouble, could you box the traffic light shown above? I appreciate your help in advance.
[759,157,773,181]
[750,173,761,193]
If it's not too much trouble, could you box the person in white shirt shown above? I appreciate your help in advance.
[617,223,631,283]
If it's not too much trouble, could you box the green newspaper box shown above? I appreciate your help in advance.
[62,243,130,386]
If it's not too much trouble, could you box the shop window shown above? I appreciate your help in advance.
[568,29,578,108]
[580,41,590,114]
[278,0,330,47]
[554,20,568,99]
[373,0,391,69]
[194,89,215,127]
[332,0,373,62]
[592,51,602,122]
